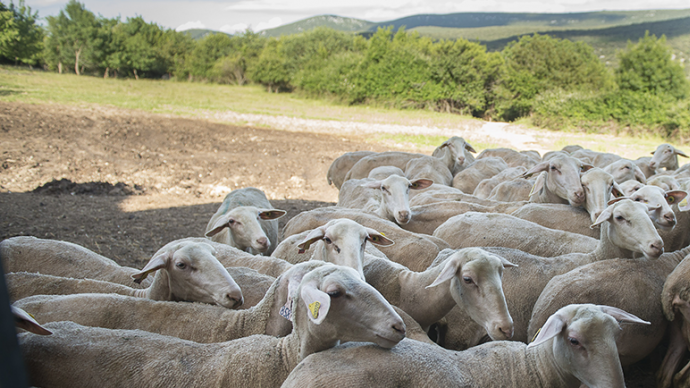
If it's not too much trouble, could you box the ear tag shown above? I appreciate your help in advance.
[298,242,311,254]
[308,301,321,319]
[529,182,536,197]
[279,303,292,321]
[679,197,690,211]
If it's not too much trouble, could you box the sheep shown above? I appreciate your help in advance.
[431,136,476,175]
[1,236,148,288]
[433,212,598,256]
[337,174,433,225]
[274,218,394,280]
[408,182,522,207]
[18,263,406,388]
[476,147,540,169]
[561,144,585,154]
[522,152,592,206]
[367,165,405,180]
[404,155,453,186]
[570,149,621,168]
[603,158,647,184]
[487,177,535,202]
[650,143,689,173]
[659,254,690,388]
[327,150,376,189]
[282,304,648,388]
[619,179,645,196]
[363,248,515,339]
[343,151,427,181]
[6,267,273,310]
[205,187,287,255]
[648,174,682,191]
[13,261,330,342]
[472,166,527,199]
[451,157,508,194]
[527,246,690,371]
[282,207,449,272]
[635,156,657,178]
[433,199,663,349]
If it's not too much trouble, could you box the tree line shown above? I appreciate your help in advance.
[1,0,689,137]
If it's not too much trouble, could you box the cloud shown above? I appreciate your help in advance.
[220,23,249,33]
[176,20,206,31]
[254,17,284,31]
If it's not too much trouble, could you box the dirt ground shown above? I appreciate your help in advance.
[0,101,396,268]
[0,101,664,386]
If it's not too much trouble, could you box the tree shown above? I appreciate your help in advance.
[0,0,43,66]
[615,31,689,100]
[44,0,101,75]
[251,38,291,92]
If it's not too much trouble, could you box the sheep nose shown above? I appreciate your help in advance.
[392,322,406,336]
[397,210,411,224]
[499,325,514,339]
[649,161,657,168]
[226,294,244,308]
[664,213,676,224]
[574,189,585,200]
[649,241,664,256]
[256,237,269,248]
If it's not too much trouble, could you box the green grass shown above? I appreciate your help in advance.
[0,65,684,158]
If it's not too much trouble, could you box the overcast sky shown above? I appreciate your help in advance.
[23,0,690,34]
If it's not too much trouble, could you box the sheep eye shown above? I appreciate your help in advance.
[327,290,343,298]
[462,276,473,284]
[381,186,390,194]
[615,215,625,221]
[323,237,332,244]
[175,262,186,269]
[668,196,676,203]
[550,166,557,171]
[568,337,580,346]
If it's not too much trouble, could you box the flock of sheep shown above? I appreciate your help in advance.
[6,136,690,387]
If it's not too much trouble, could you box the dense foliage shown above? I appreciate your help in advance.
[3,0,690,138]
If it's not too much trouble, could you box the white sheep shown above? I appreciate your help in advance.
[451,157,508,194]
[282,207,449,272]
[650,143,689,173]
[363,248,515,339]
[404,155,453,186]
[434,199,663,349]
[619,179,645,196]
[18,263,406,388]
[487,177,535,202]
[431,136,476,175]
[603,158,647,184]
[528,245,690,371]
[342,151,427,181]
[205,187,287,255]
[13,261,330,342]
[326,150,376,188]
[472,166,527,199]
[282,304,648,388]
[648,174,682,191]
[522,152,593,206]
[475,147,540,169]
[367,165,405,180]
[338,174,433,226]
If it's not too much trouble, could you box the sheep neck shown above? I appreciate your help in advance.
[135,270,171,300]
[585,221,633,264]
[527,341,582,388]
[398,264,460,330]
[278,305,340,370]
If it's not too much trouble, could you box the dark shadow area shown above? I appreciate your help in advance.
[0,191,334,269]
[0,90,20,97]
[33,178,144,196]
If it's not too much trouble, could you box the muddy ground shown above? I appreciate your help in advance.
[0,101,663,386]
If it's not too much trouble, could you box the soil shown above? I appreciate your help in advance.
[0,101,662,386]
[0,101,394,268]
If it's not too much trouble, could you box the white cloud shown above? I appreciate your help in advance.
[220,23,249,33]
[175,20,206,31]
[254,17,284,31]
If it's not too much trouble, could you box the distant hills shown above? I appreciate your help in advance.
[184,9,690,69]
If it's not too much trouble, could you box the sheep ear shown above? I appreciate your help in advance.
[426,257,460,289]
[611,183,625,198]
[464,142,477,153]
[206,214,234,237]
[410,179,434,190]
[300,284,331,325]
[364,228,395,247]
[259,209,287,220]
[590,205,615,229]
[499,256,518,268]
[665,190,688,206]
[598,305,650,325]
[581,164,594,173]
[607,196,628,206]
[297,227,325,254]
[528,173,545,198]
[361,180,382,189]
[527,312,566,348]
[12,306,52,335]
[675,148,689,158]
[132,251,170,284]
[521,161,549,179]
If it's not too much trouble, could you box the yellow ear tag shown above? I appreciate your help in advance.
[680,198,688,207]
[529,182,536,197]
[308,301,321,319]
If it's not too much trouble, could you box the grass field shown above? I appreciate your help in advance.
[0,65,681,158]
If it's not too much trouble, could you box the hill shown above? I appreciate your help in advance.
[181,28,231,40]
[260,15,374,37]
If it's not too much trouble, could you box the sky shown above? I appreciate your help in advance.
[22,0,690,34]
